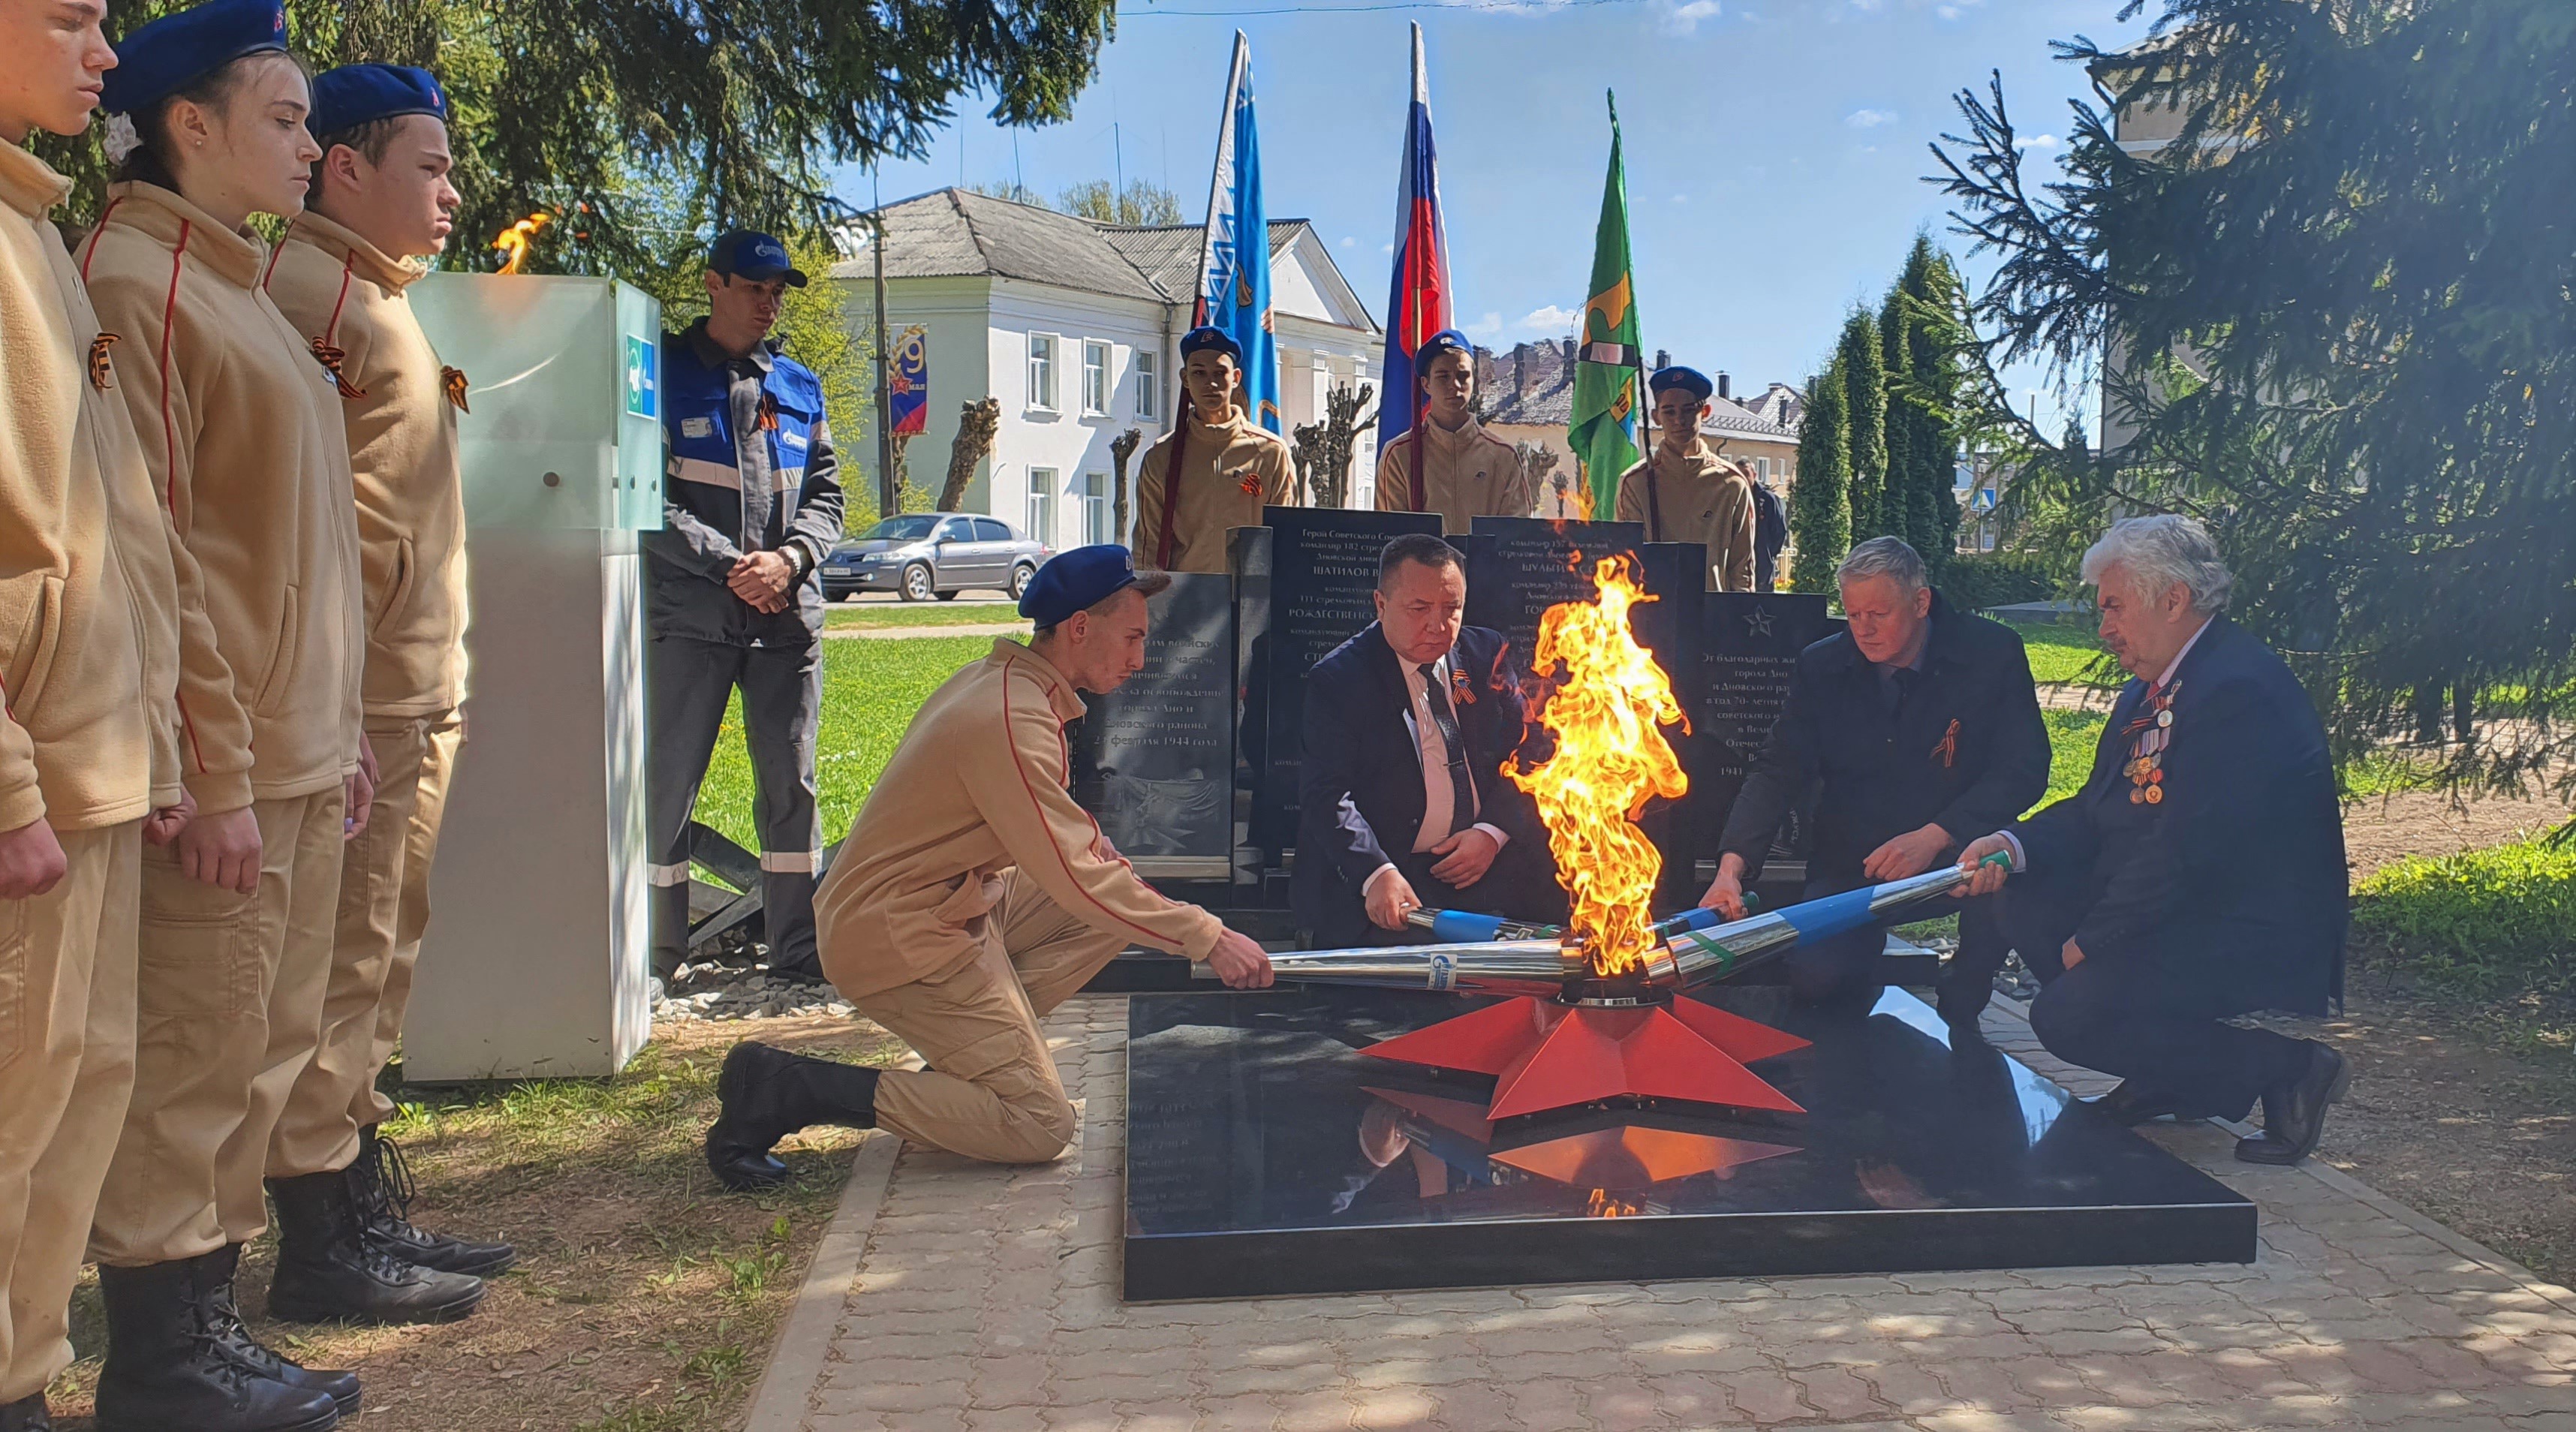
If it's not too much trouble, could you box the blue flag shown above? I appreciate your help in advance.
[1193,32,1279,432]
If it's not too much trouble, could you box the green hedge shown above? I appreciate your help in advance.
[2351,837,2576,997]
[1938,550,2063,612]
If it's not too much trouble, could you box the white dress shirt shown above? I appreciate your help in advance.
[1360,648,1512,903]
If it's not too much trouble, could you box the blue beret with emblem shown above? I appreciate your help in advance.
[102,0,291,117]
[309,64,447,140]
[1019,545,1145,628]
[1649,365,1714,403]
[1178,326,1241,363]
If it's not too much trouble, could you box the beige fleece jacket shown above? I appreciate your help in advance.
[0,146,218,830]
[814,639,1223,1000]
[1129,407,1298,574]
[264,210,468,718]
[1373,414,1536,534]
[1615,440,1758,591]
[82,182,364,804]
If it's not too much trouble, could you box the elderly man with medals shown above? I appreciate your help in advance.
[1958,516,2351,1166]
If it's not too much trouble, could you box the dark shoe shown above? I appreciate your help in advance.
[266,1169,486,1325]
[198,1244,363,1418]
[2237,1043,2351,1166]
[350,1126,517,1277]
[2087,1080,2207,1127]
[1,1391,52,1431]
[95,1256,342,1432]
[706,1041,880,1193]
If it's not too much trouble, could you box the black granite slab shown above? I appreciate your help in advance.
[1121,985,2256,1300]
[1070,573,1235,878]
[1693,592,1843,872]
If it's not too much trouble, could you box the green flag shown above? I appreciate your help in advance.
[1569,90,1643,519]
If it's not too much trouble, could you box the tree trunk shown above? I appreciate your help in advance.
[935,398,1001,513]
[1110,427,1142,546]
[886,430,918,516]
[1296,383,1375,509]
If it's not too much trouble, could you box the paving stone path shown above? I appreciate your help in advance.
[748,996,2576,1432]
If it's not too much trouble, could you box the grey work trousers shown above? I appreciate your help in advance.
[647,634,823,973]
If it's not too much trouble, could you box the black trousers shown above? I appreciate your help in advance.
[1974,873,2311,1120]
[1309,838,1567,951]
[646,634,824,973]
[1780,872,2010,1018]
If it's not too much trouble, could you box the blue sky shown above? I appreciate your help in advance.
[831,0,2144,437]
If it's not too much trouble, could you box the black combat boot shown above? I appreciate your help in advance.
[266,1167,485,1324]
[95,1256,340,1432]
[705,1041,880,1192]
[349,1126,517,1277]
[198,1244,362,1417]
[0,1391,51,1430]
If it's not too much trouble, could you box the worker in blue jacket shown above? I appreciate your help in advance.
[646,230,844,979]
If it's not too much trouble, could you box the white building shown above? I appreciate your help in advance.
[831,188,1384,549]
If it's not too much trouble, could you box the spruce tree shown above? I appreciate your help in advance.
[1837,310,1888,542]
[1877,281,1922,555]
[1790,357,1852,594]
[1882,235,1969,574]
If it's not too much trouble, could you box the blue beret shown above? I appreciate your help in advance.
[1419,328,1473,365]
[1019,545,1145,628]
[1650,366,1714,403]
[103,0,290,117]
[709,230,808,288]
[1178,326,1241,363]
[309,65,447,139]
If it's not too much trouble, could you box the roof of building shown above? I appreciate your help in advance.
[1473,339,1801,443]
[829,188,1332,317]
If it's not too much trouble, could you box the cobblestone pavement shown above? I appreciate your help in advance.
[754,997,2576,1432]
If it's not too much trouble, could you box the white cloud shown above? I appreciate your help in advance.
[1339,236,1356,248]
[1845,108,1898,129]
[1671,192,1689,203]
[1935,4,1961,17]
[1662,0,1723,32]
[1519,305,1581,335]
[1461,311,1506,341]
[1381,242,1395,256]
[2022,133,2060,150]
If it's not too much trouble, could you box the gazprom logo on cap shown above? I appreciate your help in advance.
[1427,952,1456,991]
[753,239,786,268]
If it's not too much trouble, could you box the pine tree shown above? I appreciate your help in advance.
[1837,310,1888,542]
[1789,357,1852,594]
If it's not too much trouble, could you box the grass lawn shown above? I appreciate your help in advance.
[2001,615,2125,689]
[820,603,1031,632]
[2039,708,2108,811]
[691,635,992,850]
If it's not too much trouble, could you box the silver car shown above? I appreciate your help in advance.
[820,513,1055,603]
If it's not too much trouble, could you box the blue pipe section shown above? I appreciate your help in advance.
[1774,885,1882,943]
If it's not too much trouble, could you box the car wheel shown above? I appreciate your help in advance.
[935,589,961,601]
[900,563,933,602]
[1009,564,1036,600]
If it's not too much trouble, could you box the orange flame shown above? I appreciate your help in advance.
[1584,1189,1645,1219]
[492,212,552,274]
[1505,555,1689,977]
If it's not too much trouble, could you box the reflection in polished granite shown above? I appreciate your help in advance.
[1121,985,2256,1301]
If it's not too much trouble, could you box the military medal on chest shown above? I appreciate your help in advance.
[2120,680,2180,804]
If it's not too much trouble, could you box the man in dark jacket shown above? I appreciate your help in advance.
[1704,537,2050,1020]
[1293,534,1566,949]
[1750,472,1788,591]
[646,231,845,977]
[1959,516,2348,1165]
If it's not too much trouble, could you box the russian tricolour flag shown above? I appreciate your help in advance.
[1193,32,1280,432]
[1377,23,1453,465]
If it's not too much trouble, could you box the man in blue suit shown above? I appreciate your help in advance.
[1959,516,2349,1166]
[1293,535,1566,949]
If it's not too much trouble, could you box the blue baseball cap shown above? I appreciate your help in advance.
[1650,365,1714,403]
[709,230,808,288]
[309,65,447,140]
[103,0,289,117]
[1178,326,1240,363]
[1019,545,1145,628]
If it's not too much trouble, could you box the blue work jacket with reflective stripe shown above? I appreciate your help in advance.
[646,320,844,645]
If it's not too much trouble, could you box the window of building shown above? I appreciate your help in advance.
[1134,348,1161,421]
[1027,333,1058,412]
[1025,467,1058,546]
[1083,471,1111,546]
[1082,340,1109,416]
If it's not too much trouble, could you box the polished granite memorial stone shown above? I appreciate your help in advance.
[1122,985,2256,1300]
[1070,572,1235,879]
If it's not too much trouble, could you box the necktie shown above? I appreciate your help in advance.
[1419,662,1476,837]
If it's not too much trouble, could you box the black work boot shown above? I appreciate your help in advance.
[198,1244,362,1418]
[0,1391,52,1431]
[350,1126,517,1277]
[266,1168,486,1324]
[706,1041,880,1192]
[95,1256,341,1432]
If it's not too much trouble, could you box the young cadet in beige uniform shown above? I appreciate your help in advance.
[1129,326,1297,575]
[83,3,466,1426]
[0,7,211,1427]
[1373,326,1536,533]
[704,546,1276,1185]
[1615,365,1757,591]
[262,62,516,1313]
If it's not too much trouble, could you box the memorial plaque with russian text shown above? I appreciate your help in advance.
[1072,573,1235,877]
[1694,591,1840,867]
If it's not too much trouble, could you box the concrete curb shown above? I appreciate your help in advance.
[743,1131,902,1432]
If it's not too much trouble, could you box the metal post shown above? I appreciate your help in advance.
[868,212,895,518]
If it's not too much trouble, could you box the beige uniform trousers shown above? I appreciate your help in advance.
[91,788,345,1266]
[272,711,459,1175]
[853,871,1126,1165]
[0,823,140,1402]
